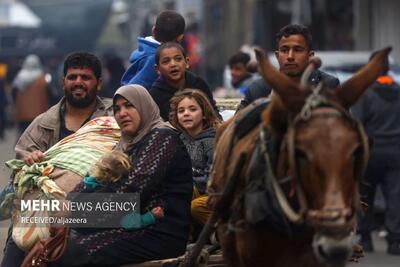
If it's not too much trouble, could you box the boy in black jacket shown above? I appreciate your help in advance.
[149,42,220,121]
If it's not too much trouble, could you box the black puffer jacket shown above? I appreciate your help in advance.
[352,77,400,145]
[149,71,219,121]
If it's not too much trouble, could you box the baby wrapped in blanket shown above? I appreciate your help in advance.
[5,116,121,251]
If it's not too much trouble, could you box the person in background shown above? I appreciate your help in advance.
[352,52,400,255]
[236,24,339,111]
[100,52,126,98]
[0,63,7,139]
[121,10,185,90]
[228,51,256,96]
[182,17,201,74]
[44,56,64,105]
[150,42,219,121]
[12,54,49,136]
[169,89,221,230]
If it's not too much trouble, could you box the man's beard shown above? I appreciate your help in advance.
[65,87,97,108]
[283,69,303,78]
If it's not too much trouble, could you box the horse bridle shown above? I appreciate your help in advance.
[261,85,370,229]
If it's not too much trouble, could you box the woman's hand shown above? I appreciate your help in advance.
[151,207,164,219]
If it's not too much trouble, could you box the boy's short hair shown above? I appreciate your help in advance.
[154,10,185,43]
[155,42,187,64]
[275,24,313,50]
[63,51,102,79]
[229,52,251,68]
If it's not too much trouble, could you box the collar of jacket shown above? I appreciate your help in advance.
[309,70,322,84]
[155,70,199,92]
[38,96,111,130]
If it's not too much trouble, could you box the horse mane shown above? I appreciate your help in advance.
[261,94,291,139]
[214,116,234,144]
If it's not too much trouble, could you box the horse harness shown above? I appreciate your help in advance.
[180,89,369,266]
[216,86,369,235]
[280,85,370,230]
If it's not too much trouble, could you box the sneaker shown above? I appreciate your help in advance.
[360,233,374,252]
[388,240,400,255]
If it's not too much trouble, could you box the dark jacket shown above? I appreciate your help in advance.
[352,77,400,145]
[179,128,215,194]
[121,37,160,90]
[149,71,219,121]
[351,78,400,241]
[237,70,340,111]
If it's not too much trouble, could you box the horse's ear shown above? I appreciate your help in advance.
[333,47,392,108]
[255,48,306,112]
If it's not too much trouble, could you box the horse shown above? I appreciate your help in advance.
[207,47,391,267]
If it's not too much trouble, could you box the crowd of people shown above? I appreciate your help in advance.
[0,8,399,267]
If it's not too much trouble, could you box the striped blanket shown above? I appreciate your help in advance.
[6,116,121,251]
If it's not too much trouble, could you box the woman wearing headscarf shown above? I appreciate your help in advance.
[12,54,49,136]
[44,84,192,266]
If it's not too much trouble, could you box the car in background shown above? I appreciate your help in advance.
[315,51,400,83]
[215,98,240,121]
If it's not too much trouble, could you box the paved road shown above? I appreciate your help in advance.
[349,232,400,267]
[0,127,17,262]
[0,127,399,266]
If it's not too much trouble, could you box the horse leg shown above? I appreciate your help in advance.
[233,228,325,267]
[234,228,281,267]
[217,224,242,267]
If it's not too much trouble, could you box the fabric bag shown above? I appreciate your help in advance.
[20,227,69,267]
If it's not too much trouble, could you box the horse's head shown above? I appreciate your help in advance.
[255,47,391,264]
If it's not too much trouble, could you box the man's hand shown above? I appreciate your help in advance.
[23,150,44,165]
